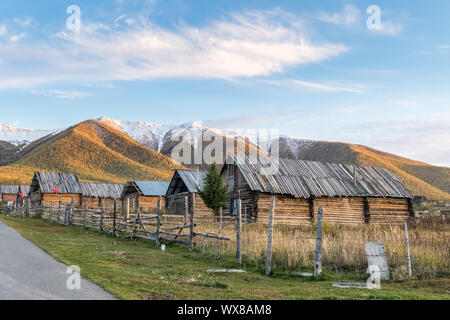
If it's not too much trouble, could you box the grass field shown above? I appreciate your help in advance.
[0,215,449,300]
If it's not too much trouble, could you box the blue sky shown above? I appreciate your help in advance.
[0,0,449,166]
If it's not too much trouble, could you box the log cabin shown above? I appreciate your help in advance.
[165,170,215,217]
[80,182,124,209]
[221,155,414,225]
[0,185,30,205]
[122,181,170,212]
[0,185,19,204]
[29,172,83,207]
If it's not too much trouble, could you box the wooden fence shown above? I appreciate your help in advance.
[0,194,231,250]
[1,196,429,278]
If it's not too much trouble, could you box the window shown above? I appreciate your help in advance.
[231,199,238,216]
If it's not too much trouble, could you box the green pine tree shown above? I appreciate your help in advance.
[199,162,228,215]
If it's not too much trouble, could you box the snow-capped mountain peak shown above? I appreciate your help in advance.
[0,123,58,146]
[97,116,176,152]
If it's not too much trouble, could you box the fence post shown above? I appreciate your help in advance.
[185,195,189,225]
[57,199,61,223]
[41,200,45,217]
[189,193,195,251]
[49,201,53,220]
[26,198,31,217]
[216,207,223,260]
[156,196,161,246]
[70,196,75,225]
[131,208,139,240]
[113,200,117,237]
[404,221,412,278]
[84,202,87,230]
[236,197,242,265]
[314,206,324,277]
[266,196,275,276]
[126,198,130,222]
[99,204,104,234]
[64,204,69,225]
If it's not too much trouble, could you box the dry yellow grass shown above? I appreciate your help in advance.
[194,217,449,279]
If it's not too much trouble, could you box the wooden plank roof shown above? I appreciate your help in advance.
[0,185,20,194]
[30,172,82,194]
[227,154,411,199]
[80,182,124,199]
[19,185,30,196]
[122,181,169,197]
[166,170,207,195]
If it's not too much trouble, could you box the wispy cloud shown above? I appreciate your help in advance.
[260,78,364,93]
[317,5,361,26]
[31,90,92,99]
[0,24,7,37]
[373,20,403,36]
[0,9,348,89]
[9,32,27,42]
[389,99,418,108]
[418,44,450,55]
[13,17,33,27]
[317,5,403,36]
[291,80,363,93]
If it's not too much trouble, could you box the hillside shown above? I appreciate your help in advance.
[277,138,450,200]
[0,120,185,185]
[0,141,22,165]
[1,118,448,201]
[159,122,267,171]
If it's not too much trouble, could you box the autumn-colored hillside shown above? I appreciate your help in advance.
[0,120,184,184]
[287,140,450,201]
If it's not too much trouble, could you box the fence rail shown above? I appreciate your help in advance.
[0,194,230,250]
[1,196,447,279]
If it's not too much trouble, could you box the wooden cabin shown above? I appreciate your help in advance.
[122,181,170,212]
[221,155,414,225]
[165,170,215,217]
[0,185,19,204]
[80,182,124,209]
[29,172,82,206]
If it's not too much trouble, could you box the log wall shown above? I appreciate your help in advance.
[41,193,82,206]
[1,193,16,202]
[313,197,366,225]
[257,193,311,225]
[367,197,412,224]
[225,186,412,225]
[166,192,215,217]
[123,193,165,211]
[82,197,119,210]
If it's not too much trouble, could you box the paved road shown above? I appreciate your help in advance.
[0,220,115,300]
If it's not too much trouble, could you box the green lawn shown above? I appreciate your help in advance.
[1,215,448,300]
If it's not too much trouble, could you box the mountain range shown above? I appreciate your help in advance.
[0,117,448,200]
